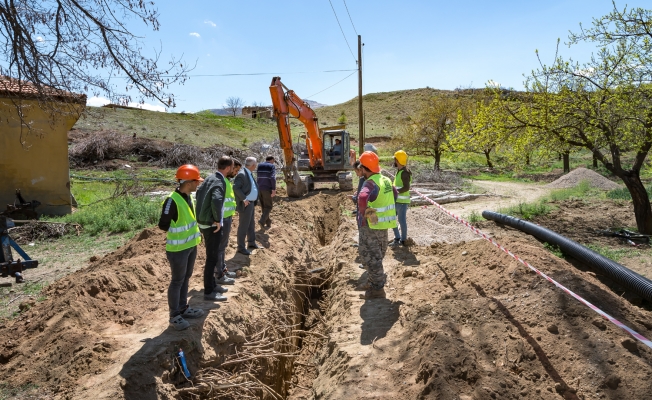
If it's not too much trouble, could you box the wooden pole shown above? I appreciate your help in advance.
[358,35,364,155]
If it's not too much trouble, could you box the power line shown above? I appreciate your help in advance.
[306,71,356,99]
[328,0,357,63]
[112,69,356,79]
[342,0,358,36]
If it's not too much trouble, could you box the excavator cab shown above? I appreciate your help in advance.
[323,130,349,169]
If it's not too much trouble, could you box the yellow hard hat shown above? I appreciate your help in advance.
[394,150,408,165]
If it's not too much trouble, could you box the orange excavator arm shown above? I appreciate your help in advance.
[269,77,324,169]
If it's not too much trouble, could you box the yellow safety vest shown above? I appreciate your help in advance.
[394,169,412,204]
[224,179,237,218]
[165,191,202,252]
[367,174,397,230]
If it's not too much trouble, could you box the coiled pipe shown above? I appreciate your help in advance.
[482,210,652,302]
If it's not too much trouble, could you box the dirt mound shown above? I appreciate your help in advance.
[545,167,621,190]
[308,218,652,400]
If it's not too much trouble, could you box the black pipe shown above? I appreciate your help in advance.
[482,211,652,302]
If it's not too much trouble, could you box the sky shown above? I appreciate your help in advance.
[86,0,651,112]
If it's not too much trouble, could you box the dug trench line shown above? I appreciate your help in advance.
[0,192,348,399]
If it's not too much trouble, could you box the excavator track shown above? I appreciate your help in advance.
[338,172,353,191]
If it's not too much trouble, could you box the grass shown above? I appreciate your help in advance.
[544,242,564,258]
[585,243,641,262]
[466,210,485,223]
[498,201,552,220]
[44,195,160,235]
[547,180,602,202]
[74,106,279,148]
[0,383,39,400]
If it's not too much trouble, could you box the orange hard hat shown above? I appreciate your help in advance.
[175,164,204,182]
[359,151,380,173]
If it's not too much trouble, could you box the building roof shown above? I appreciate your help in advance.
[0,76,86,104]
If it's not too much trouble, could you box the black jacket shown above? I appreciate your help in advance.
[195,172,227,226]
[233,168,259,213]
[158,189,194,231]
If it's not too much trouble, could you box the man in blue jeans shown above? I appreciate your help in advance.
[390,150,412,246]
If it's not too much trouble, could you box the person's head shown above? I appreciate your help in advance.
[265,155,275,163]
[245,156,257,172]
[175,164,204,193]
[353,160,363,177]
[358,151,380,178]
[335,139,341,144]
[229,158,242,178]
[217,156,234,176]
[394,150,408,168]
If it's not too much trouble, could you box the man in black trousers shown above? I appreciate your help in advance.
[196,156,235,301]
[233,157,263,255]
[256,155,276,229]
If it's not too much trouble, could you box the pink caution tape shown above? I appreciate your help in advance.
[412,188,652,350]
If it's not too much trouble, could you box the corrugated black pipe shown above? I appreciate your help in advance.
[482,210,652,302]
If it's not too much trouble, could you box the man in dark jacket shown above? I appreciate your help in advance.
[256,155,276,229]
[195,156,235,301]
[233,157,262,255]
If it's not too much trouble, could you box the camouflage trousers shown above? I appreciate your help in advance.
[359,225,388,290]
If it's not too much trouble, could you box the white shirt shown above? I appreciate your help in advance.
[245,168,258,202]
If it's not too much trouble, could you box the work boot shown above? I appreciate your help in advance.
[359,288,386,299]
[216,276,236,285]
[204,291,227,301]
[265,219,272,228]
[358,264,366,270]
[214,285,228,293]
[224,271,237,279]
[389,238,401,247]
[169,315,190,331]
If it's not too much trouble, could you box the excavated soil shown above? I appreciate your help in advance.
[545,168,621,190]
[2,190,652,399]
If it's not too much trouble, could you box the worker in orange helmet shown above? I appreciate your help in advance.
[158,164,204,331]
[356,151,398,299]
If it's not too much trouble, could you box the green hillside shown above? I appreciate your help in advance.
[73,88,452,149]
[315,87,450,139]
[73,106,279,148]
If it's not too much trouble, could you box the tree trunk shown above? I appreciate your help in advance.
[620,172,652,234]
[593,154,598,168]
[434,150,442,171]
[563,152,570,173]
[483,149,493,168]
[558,153,562,161]
[525,153,530,166]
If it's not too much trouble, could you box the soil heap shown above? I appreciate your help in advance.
[545,167,621,190]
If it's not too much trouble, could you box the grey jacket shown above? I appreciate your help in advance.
[233,168,259,213]
[195,172,226,226]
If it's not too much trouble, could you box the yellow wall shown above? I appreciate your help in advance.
[0,98,83,216]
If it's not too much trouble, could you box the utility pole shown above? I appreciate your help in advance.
[357,35,364,155]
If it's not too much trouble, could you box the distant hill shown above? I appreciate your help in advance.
[315,87,482,139]
[305,100,327,109]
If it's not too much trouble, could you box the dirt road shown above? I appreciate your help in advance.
[446,180,551,216]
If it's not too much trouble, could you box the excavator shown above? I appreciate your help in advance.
[269,76,354,197]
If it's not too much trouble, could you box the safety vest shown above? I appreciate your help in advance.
[165,191,202,252]
[367,174,397,230]
[224,179,237,218]
[394,169,412,204]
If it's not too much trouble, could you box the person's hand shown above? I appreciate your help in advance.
[244,200,250,207]
[348,195,354,199]
[271,190,276,198]
[212,222,221,233]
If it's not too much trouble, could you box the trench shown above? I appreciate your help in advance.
[170,193,345,400]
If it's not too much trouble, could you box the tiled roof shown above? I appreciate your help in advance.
[0,76,86,104]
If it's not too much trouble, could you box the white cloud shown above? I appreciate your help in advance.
[128,102,166,112]
[189,32,201,38]
[36,36,44,42]
[204,20,216,27]
[86,96,111,107]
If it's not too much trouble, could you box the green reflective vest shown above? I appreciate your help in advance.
[224,179,237,218]
[165,191,202,252]
[394,169,412,204]
[367,174,397,230]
